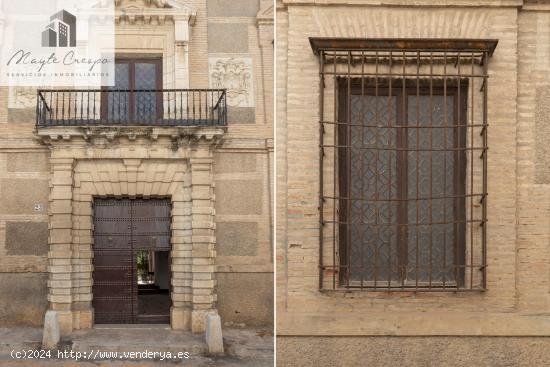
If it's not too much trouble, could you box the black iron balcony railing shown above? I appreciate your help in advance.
[36,89,227,127]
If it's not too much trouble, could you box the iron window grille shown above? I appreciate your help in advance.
[312,38,497,291]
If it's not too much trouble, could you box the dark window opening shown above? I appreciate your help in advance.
[338,81,467,288]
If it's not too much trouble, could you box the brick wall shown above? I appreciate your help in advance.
[277,0,550,339]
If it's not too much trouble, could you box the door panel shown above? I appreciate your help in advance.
[92,198,171,324]
[132,199,171,250]
[93,198,134,324]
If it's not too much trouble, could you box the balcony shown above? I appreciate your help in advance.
[36,89,227,127]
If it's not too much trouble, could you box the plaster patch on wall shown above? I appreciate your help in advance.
[535,86,550,184]
[209,57,255,107]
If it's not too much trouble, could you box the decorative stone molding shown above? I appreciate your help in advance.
[209,58,255,108]
[113,0,197,26]
[39,126,223,334]
[256,4,274,27]
[36,126,226,147]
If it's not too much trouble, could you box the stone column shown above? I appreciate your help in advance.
[47,156,75,334]
[190,139,217,333]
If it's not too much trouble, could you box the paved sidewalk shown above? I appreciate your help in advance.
[0,326,273,366]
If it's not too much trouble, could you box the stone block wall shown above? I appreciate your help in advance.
[0,150,50,325]
[0,0,273,330]
[207,0,274,328]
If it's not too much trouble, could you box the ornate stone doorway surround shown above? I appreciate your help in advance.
[37,126,224,335]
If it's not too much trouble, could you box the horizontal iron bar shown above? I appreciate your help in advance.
[38,88,226,92]
[310,37,498,56]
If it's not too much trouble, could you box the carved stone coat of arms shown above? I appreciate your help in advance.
[209,57,254,107]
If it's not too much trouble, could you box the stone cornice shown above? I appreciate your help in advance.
[115,7,196,25]
[36,126,226,147]
[280,0,523,7]
[522,0,550,11]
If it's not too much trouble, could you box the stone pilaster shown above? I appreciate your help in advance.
[47,156,75,334]
[190,140,217,333]
[256,4,274,126]
[174,16,191,90]
[171,167,193,330]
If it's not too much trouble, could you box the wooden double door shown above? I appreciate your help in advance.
[92,198,171,324]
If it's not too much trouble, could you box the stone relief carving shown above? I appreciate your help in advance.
[114,0,169,8]
[209,57,254,108]
[9,87,36,109]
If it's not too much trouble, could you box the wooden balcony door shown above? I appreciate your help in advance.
[102,58,163,124]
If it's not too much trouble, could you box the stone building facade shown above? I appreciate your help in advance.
[277,0,550,365]
[0,0,273,334]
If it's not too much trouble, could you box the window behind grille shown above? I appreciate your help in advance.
[312,38,496,291]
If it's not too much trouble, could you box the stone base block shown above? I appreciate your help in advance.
[73,309,93,330]
[205,313,224,354]
[57,310,73,335]
[192,310,211,333]
[42,311,60,350]
[171,307,192,330]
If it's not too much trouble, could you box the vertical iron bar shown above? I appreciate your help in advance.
[429,52,436,289]
[319,51,325,290]
[332,51,337,290]
[67,92,71,125]
[36,92,40,127]
[444,52,454,288]
[401,50,407,290]
[360,50,365,290]
[388,50,393,291]
[61,92,65,124]
[87,91,90,124]
[456,51,464,289]
[346,51,352,288]
[470,52,475,290]
[374,51,379,288]
[417,51,422,290]
[48,92,53,125]
[482,52,488,289]
[55,92,59,123]
[168,89,171,122]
